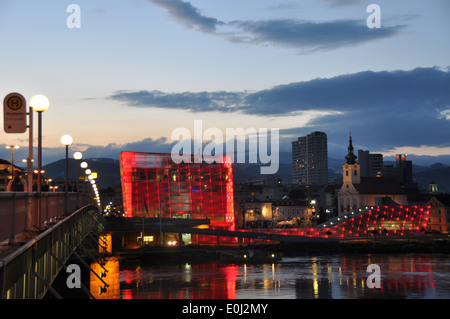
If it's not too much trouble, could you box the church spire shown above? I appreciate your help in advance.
[345,131,357,164]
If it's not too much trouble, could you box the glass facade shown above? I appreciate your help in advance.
[119,152,235,233]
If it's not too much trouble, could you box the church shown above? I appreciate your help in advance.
[337,134,408,215]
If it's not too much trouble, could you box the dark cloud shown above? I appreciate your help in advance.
[228,20,402,53]
[111,67,450,116]
[81,137,176,160]
[147,0,403,52]
[241,67,450,115]
[147,0,223,33]
[110,90,245,113]
[109,67,450,152]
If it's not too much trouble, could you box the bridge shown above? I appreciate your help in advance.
[0,193,107,299]
[104,216,340,244]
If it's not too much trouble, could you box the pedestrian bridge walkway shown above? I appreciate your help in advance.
[0,204,104,299]
[0,192,107,299]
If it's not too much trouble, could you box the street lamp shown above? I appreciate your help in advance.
[5,145,20,178]
[30,94,49,230]
[74,152,82,207]
[80,161,88,195]
[73,152,82,190]
[61,134,73,213]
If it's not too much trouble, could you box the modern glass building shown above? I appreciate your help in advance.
[119,152,235,244]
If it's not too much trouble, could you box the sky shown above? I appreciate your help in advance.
[0,0,449,168]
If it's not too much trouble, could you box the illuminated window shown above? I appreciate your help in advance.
[144,236,154,242]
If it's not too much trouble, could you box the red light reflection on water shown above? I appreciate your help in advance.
[119,255,449,299]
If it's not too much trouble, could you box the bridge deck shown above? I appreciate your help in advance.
[104,217,339,243]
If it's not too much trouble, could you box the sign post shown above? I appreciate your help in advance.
[3,92,32,242]
[4,92,27,134]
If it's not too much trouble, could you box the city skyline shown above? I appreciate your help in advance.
[1,0,449,166]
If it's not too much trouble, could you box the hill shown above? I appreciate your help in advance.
[413,166,450,193]
[43,158,121,190]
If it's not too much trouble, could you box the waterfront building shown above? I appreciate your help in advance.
[241,199,274,229]
[119,152,235,245]
[292,131,328,186]
[272,198,315,227]
[239,198,315,229]
[425,194,450,233]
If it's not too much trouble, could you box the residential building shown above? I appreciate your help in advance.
[292,131,328,186]
[358,150,383,177]
[425,194,450,233]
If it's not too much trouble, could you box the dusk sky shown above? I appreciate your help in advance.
[1,0,449,167]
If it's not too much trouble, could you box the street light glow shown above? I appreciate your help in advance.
[30,94,49,112]
[61,135,73,146]
[74,152,82,160]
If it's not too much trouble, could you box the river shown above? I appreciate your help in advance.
[92,253,450,299]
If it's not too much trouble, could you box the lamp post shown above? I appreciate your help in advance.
[80,161,88,195]
[5,145,20,179]
[73,152,82,190]
[61,134,73,214]
[73,152,82,207]
[30,94,49,230]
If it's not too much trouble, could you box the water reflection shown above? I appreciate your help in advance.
[90,257,121,299]
[117,254,450,299]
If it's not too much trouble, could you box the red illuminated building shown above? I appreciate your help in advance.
[119,152,235,244]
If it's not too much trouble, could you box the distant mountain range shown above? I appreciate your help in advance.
[41,156,450,193]
[43,158,121,190]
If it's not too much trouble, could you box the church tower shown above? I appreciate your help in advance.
[343,133,360,185]
[338,132,361,214]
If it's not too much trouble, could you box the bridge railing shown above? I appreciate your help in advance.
[0,204,103,299]
[0,192,94,243]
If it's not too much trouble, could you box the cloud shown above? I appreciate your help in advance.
[147,0,403,53]
[111,67,450,116]
[110,90,245,113]
[228,19,402,53]
[109,67,450,153]
[319,0,363,7]
[147,0,223,33]
[81,137,177,160]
